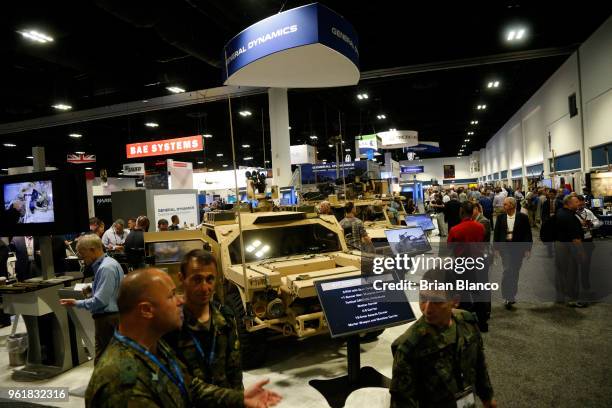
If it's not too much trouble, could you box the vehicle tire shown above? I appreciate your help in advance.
[225,289,268,369]
[359,329,384,343]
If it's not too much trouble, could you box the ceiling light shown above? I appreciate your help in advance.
[75,151,85,154]
[18,29,54,43]
[467,131,474,135]
[377,114,387,120]
[203,134,213,138]
[222,164,228,168]
[341,141,345,144]
[208,168,214,171]
[470,120,479,125]
[52,103,72,111]
[26,156,34,159]
[288,126,292,130]
[309,135,318,140]
[265,160,270,163]
[166,86,185,94]
[465,139,470,142]
[85,167,92,170]
[357,93,369,100]
[216,153,223,157]
[197,161,204,164]
[239,110,252,117]
[476,105,487,110]
[487,81,500,88]
[3,143,16,147]
[244,157,253,161]
[145,122,159,128]
[328,144,334,148]
[1,168,8,171]
[69,133,82,138]
[242,144,250,148]
[507,27,527,42]
[389,128,397,132]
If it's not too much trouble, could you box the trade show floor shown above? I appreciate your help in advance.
[1,292,611,407]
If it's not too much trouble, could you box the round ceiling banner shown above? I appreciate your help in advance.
[222,3,359,88]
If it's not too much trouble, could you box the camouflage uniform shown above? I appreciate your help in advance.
[164,302,244,407]
[86,334,243,408]
[390,309,494,408]
[339,216,367,250]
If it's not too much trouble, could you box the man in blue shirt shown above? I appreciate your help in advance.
[60,234,124,363]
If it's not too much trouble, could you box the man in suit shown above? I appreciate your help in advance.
[443,192,462,233]
[494,197,533,310]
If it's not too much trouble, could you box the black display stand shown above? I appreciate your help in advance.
[309,335,390,408]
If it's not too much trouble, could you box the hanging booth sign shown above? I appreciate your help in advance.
[401,165,424,174]
[222,3,359,88]
[290,144,317,164]
[405,141,440,153]
[122,163,145,176]
[378,130,418,149]
[357,134,379,154]
[67,153,96,164]
[126,135,203,159]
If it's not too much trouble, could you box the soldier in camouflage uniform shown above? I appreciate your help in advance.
[390,268,497,408]
[164,249,244,406]
[86,268,281,408]
[339,202,371,250]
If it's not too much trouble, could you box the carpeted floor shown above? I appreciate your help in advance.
[482,301,612,408]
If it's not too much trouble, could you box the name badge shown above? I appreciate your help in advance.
[455,388,476,408]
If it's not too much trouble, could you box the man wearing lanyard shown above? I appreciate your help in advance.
[59,234,124,363]
[86,268,281,408]
[165,249,279,407]
[101,219,129,252]
[390,268,496,407]
[575,195,601,292]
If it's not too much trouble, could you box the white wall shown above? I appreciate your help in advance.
[400,157,473,182]
[482,16,612,177]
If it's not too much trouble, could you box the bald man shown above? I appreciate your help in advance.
[86,268,281,408]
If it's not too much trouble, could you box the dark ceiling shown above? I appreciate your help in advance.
[1,1,611,175]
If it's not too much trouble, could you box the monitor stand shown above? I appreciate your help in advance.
[309,335,390,408]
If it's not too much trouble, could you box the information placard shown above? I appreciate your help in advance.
[315,273,415,338]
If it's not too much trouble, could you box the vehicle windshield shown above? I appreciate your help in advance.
[229,223,341,264]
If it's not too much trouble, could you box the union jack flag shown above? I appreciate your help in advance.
[67,153,96,164]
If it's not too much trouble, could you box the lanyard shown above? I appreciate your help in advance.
[189,326,217,370]
[113,332,188,399]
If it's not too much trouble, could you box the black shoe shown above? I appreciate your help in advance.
[503,300,515,310]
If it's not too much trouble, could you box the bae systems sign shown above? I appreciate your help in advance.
[126,135,203,159]
[222,3,359,88]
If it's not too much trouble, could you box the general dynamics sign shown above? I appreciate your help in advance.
[222,3,359,88]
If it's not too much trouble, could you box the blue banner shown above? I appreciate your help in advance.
[400,165,424,174]
[222,3,359,82]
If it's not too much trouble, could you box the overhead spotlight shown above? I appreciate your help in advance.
[288,126,292,130]
[389,128,397,132]
[476,105,487,110]
[3,143,17,147]
[470,120,479,125]
[345,149,351,152]
[309,135,318,140]
[507,27,527,42]
[465,139,470,142]
[75,151,85,154]
[328,144,334,148]
[239,110,252,117]
[145,122,159,128]
[166,86,185,93]
[222,164,229,168]
[216,153,223,157]
[357,93,369,100]
[244,157,253,161]
[208,168,214,171]
[18,29,54,43]
[197,161,204,164]
[376,114,387,120]
[26,156,34,159]
[242,144,250,148]
[52,103,72,111]
[467,131,474,135]
[487,81,500,88]
[203,134,213,138]
[69,133,82,138]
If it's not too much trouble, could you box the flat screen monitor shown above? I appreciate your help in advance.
[385,227,431,255]
[148,239,204,264]
[315,273,416,338]
[592,198,603,208]
[404,214,435,231]
[0,169,89,235]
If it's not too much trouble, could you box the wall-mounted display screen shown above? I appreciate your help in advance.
[4,180,54,224]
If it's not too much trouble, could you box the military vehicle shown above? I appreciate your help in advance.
[144,211,380,368]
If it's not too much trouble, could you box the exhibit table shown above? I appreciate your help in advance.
[0,276,87,380]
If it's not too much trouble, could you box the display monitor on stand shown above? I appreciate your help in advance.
[311,273,416,407]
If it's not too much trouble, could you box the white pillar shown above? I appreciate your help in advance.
[268,88,292,187]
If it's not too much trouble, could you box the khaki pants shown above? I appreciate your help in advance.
[93,312,120,364]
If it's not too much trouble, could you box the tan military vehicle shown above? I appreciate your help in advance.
[144,211,380,368]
